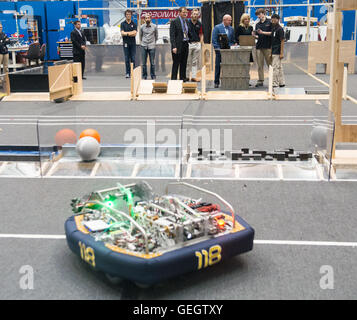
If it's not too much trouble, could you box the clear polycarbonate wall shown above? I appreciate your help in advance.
[0,109,352,181]
[37,116,183,178]
[181,102,328,181]
[0,117,41,177]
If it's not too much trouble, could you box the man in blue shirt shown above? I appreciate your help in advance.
[212,15,235,88]
[121,10,137,78]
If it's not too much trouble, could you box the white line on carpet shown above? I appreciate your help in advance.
[0,234,356,247]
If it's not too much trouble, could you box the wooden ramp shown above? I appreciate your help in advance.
[1,91,133,102]
[2,92,50,101]
[204,90,269,100]
[69,91,132,101]
[274,94,329,100]
[137,93,200,101]
[132,66,200,100]
[333,150,357,168]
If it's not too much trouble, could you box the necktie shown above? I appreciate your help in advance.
[180,17,188,40]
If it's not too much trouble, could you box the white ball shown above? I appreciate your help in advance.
[311,126,328,149]
[76,136,101,161]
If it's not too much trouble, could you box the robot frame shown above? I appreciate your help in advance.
[65,181,254,287]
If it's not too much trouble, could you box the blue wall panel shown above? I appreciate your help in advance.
[0,2,19,38]
[16,1,47,44]
[0,2,16,11]
[16,1,46,19]
[342,10,356,41]
[0,15,17,37]
[47,30,61,60]
[45,1,75,30]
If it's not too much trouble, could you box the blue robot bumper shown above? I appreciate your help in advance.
[65,182,254,285]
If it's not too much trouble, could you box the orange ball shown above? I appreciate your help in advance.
[79,128,101,143]
[55,128,77,146]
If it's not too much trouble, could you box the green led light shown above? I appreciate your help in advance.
[106,201,114,207]
[117,183,135,217]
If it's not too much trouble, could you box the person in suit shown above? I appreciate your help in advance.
[212,14,235,88]
[71,21,87,79]
[170,7,190,81]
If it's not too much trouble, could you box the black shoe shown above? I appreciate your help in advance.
[279,84,285,87]
[82,77,87,80]
[183,78,189,83]
[255,82,263,87]
[214,83,219,88]
[151,76,156,80]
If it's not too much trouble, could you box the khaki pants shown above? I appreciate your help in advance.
[256,48,272,82]
[0,53,9,74]
[272,54,285,87]
[186,42,201,79]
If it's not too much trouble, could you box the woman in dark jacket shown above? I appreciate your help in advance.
[235,13,254,62]
[0,24,10,74]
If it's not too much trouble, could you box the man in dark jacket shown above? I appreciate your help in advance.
[0,24,10,74]
[170,7,190,81]
[71,21,87,79]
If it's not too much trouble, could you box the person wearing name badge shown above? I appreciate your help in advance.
[170,7,190,82]
[121,10,137,78]
[257,13,285,89]
[252,8,272,87]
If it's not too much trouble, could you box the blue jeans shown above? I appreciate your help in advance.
[123,43,136,75]
[141,47,156,79]
[214,50,221,85]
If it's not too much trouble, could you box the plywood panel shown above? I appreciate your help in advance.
[132,66,142,99]
[4,72,10,96]
[69,91,131,101]
[274,94,329,100]
[308,40,356,74]
[205,91,269,100]
[167,80,183,94]
[182,82,198,93]
[137,93,200,100]
[138,80,154,95]
[48,64,73,101]
[152,82,168,93]
[201,66,206,98]
[336,0,357,11]
[72,62,83,96]
[335,125,357,143]
[2,93,50,101]
[202,43,215,75]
